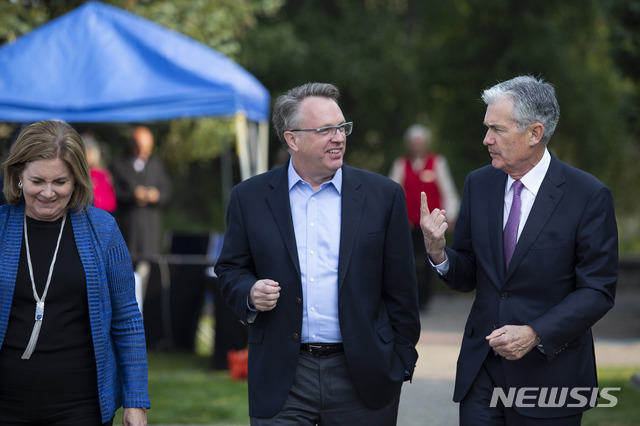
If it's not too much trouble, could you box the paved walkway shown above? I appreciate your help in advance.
[397,291,640,425]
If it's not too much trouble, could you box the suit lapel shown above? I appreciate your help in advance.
[266,162,300,277]
[338,166,365,291]
[505,154,565,280]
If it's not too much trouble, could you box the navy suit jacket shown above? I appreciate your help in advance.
[214,161,421,418]
[441,152,617,417]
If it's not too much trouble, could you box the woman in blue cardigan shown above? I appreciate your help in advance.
[0,121,150,425]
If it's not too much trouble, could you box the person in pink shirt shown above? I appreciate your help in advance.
[83,133,117,213]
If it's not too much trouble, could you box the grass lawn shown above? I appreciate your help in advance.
[114,351,249,425]
[582,366,640,426]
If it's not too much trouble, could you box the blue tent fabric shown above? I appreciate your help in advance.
[0,1,270,123]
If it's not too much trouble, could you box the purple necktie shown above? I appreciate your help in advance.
[503,180,524,271]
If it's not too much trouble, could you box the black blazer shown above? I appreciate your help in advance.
[215,161,421,418]
[441,152,617,418]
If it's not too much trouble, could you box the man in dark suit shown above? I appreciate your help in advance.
[214,82,420,425]
[110,125,171,258]
[421,75,617,425]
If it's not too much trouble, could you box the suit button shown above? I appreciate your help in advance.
[296,297,302,305]
[292,333,300,340]
[501,292,509,300]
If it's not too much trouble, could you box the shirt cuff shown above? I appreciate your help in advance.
[247,297,258,312]
[429,255,450,275]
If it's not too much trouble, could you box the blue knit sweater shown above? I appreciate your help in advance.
[0,203,150,422]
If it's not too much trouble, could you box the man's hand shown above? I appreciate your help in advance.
[249,279,281,312]
[134,185,148,206]
[122,407,147,426]
[486,325,540,360]
[420,192,448,264]
[146,186,160,204]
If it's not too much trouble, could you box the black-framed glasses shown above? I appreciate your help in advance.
[289,122,353,137]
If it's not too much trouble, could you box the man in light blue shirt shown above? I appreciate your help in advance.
[215,82,421,425]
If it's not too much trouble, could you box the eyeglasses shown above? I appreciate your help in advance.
[289,122,353,137]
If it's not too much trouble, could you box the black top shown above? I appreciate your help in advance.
[0,214,98,393]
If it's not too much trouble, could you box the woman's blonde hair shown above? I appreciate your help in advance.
[2,120,93,209]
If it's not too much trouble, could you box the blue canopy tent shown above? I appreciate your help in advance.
[0,1,270,179]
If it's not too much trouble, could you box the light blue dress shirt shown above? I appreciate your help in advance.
[288,161,342,343]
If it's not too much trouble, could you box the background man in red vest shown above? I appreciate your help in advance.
[390,124,459,310]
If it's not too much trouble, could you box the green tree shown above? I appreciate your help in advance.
[242,0,638,250]
[2,0,638,249]
[601,0,640,251]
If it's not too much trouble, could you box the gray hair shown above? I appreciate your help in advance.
[404,124,432,145]
[481,75,560,145]
[272,82,340,147]
[82,133,103,166]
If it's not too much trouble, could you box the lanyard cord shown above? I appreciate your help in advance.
[21,212,67,360]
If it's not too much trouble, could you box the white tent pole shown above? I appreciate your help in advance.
[257,121,269,174]
[235,112,250,181]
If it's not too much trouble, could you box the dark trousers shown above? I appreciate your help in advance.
[250,351,401,425]
[459,349,582,425]
[0,386,110,426]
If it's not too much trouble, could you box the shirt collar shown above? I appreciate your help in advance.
[507,148,551,196]
[287,160,343,194]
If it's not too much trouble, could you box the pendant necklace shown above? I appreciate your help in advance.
[21,213,66,360]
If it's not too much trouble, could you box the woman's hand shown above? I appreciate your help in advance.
[123,407,147,426]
